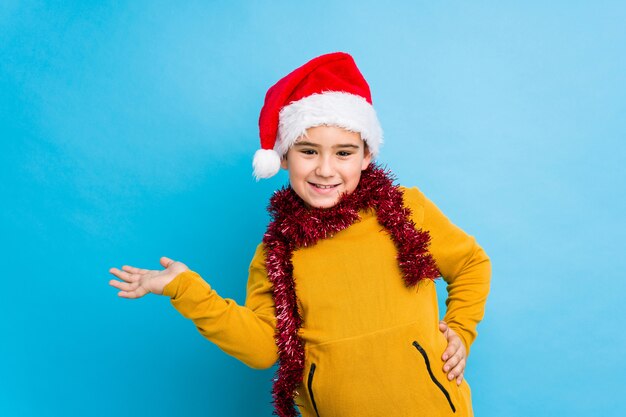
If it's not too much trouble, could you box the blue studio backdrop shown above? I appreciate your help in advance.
[1,1,625,416]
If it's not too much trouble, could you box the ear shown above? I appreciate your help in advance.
[280,154,289,170]
[361,143,372,170]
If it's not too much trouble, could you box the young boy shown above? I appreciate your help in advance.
[109,52,491,417]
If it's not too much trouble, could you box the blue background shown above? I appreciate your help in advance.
[1,1,624,416]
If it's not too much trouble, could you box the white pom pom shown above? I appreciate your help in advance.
[252,149,281,180]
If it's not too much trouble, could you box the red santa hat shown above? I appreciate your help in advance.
[253,52,384,179]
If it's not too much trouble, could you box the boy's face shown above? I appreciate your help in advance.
[280,125,372,209]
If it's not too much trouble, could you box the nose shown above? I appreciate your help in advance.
[315,155,334,178]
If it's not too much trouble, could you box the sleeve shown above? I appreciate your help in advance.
[162,243,278,369]
[402,186,492,355]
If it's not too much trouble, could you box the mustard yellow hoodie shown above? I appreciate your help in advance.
[163,186,491,416]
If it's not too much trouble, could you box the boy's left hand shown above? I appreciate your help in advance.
[439,320,466,386]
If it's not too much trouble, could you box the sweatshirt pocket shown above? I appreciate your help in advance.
[307,363,321,417]
[412,340,456,413]
[297,322,468,417]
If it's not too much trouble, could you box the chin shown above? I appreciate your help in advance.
[299,191,339,209]
[313,201,338,209]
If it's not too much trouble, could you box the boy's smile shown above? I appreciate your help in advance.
[280,125,372,209]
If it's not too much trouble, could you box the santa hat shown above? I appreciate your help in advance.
[253,52,384,180]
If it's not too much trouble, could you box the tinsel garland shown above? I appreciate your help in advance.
[262,164,440,417]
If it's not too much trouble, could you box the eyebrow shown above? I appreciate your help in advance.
[294,141,360,149]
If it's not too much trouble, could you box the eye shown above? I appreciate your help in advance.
[299,149,317,155]
[337,151,353,157]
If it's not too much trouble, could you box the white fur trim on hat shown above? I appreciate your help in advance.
[253,148,281,180]
[275,91,383,158]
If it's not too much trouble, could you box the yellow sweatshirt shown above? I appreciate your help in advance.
[163,186,491,417]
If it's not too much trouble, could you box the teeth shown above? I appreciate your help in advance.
[315,184,335,189]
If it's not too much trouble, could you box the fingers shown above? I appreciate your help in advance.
[121,265,149,275]
[447,357,466,385]
[442,338,463,383]
[109,266,148,299]
[442,338,460,362]
[160,257,175,268]
[109,267,139,283]
[443,348,466,379]
[158,257,190,274]
[116,288,147,299]
[439,320,466,385]
[108,279,148,299]
[456,373,464,385]
[109,278,139,292]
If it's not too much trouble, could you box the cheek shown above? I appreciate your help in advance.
[344,166,363,191]
[288,160,307,180]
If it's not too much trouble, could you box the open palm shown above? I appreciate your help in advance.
[109,256,189,298]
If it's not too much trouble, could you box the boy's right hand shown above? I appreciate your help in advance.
[109,257,189,298]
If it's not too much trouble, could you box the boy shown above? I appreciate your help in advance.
[109,52,491,417]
